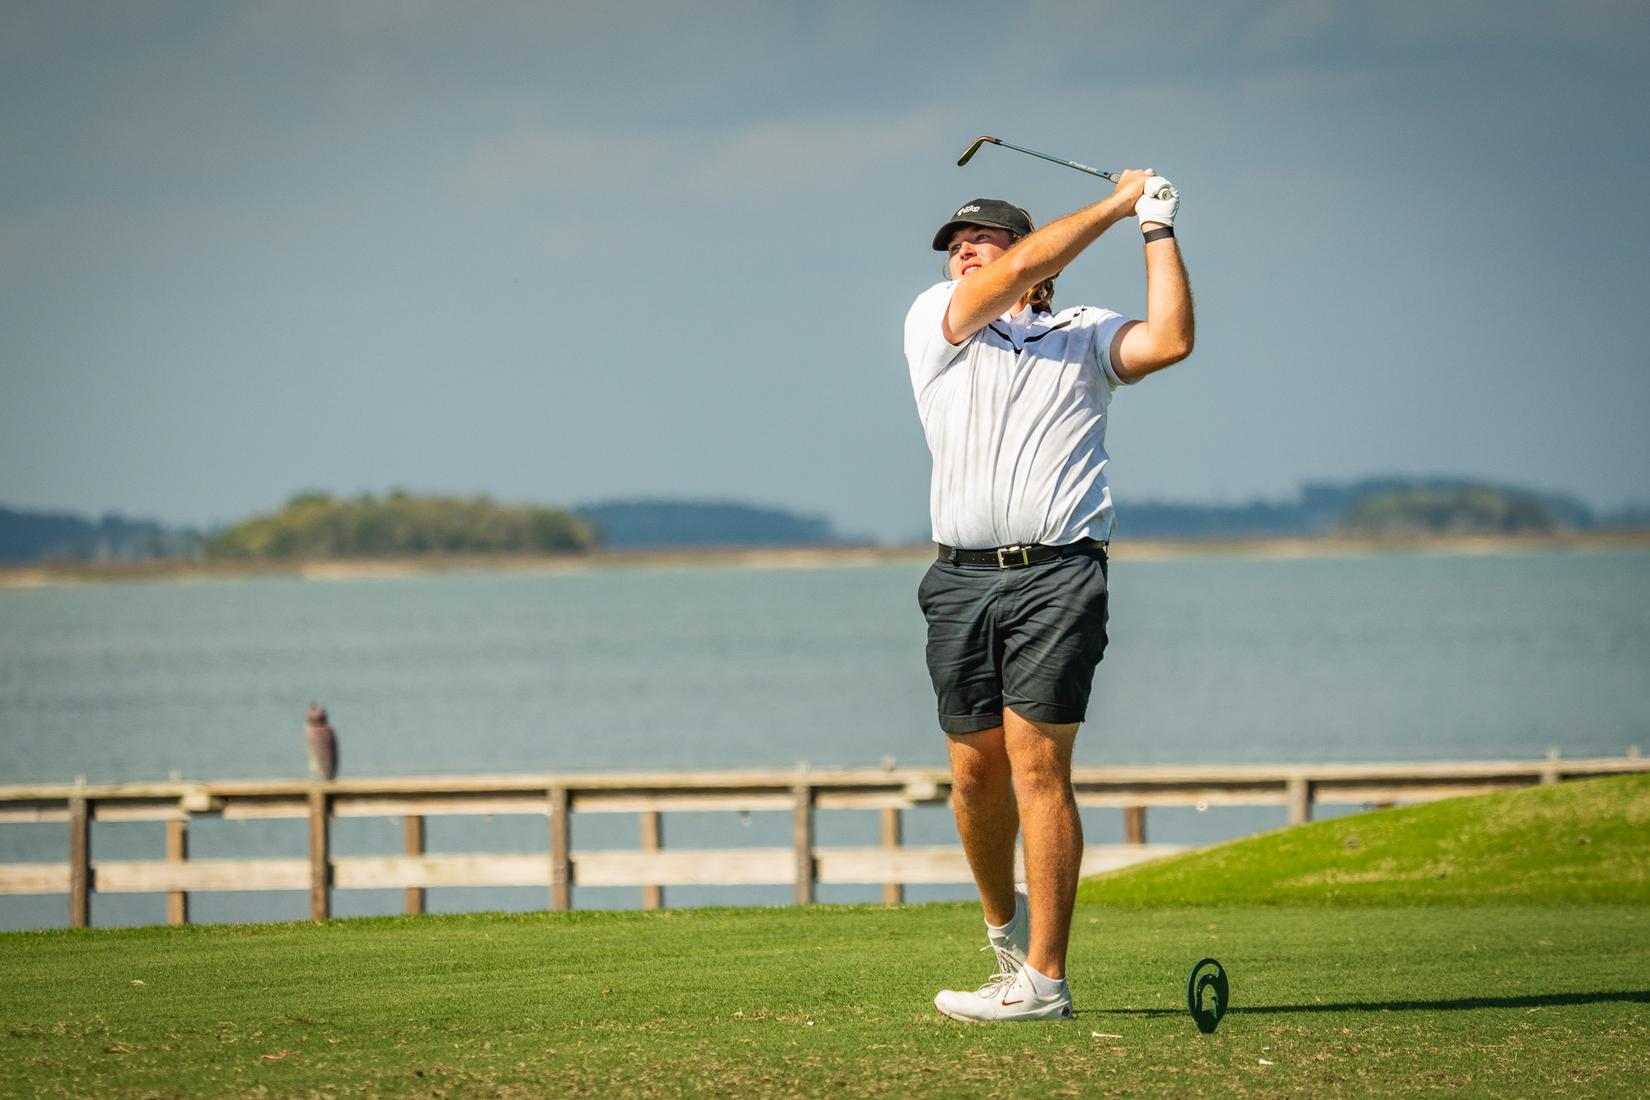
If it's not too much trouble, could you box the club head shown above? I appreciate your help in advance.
[956,135,997,167]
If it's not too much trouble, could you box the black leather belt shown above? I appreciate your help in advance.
[936,537,1108,569]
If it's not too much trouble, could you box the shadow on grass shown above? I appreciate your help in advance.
[1085,990,1650,1017]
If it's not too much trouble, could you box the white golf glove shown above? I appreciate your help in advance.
[1135,176,1179,227]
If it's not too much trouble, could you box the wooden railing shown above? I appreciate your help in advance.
[2,753,1644,929]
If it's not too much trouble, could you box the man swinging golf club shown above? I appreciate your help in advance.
[905,165,1194,1021]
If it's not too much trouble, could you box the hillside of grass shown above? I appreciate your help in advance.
[1079,773,1650,907]
[5,904,1647,1097]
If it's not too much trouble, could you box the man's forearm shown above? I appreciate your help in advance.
[1007,192,1137,285]
[1113,237,1194,381]
[1144,236,1193,356]
[946,174,1151,341]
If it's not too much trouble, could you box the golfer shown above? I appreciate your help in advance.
[904,169,1194,1021]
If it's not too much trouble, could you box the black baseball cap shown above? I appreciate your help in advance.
[931,198,1034,251]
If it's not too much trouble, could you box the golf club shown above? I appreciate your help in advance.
[957,135,1118,183]
[957,135,1176,202]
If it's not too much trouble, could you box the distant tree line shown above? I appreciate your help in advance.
[1336,485,1558,536]
[1117,477,1615,539]
[574,499,837,549]
[0,507,200,564]
[3,478,1646,564]
[205,491,595,559]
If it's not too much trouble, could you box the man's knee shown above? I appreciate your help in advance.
[1005,741,1075,802]
[1011,758,1074,804]
[947,728,1010,801]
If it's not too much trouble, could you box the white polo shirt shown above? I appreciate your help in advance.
[904,280,1132,549]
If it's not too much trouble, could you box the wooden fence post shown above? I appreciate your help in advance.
[1540,748,1561,785]
[1123,805,1147,845]
[1287,777,1313,826]
[307,789,331,921]
[793,784,815,904]
[166,816,189,926]
[548,787,570,912]
[640,810,663,910]
[68,795,91,929]
[403,815,425,916]
[880,807,903,905]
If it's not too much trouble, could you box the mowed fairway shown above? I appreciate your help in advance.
[5,778,1649,1097]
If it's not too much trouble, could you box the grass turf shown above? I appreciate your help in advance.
[1079,773,1650,907]
[4,776,1648,1097]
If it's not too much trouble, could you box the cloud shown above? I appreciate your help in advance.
[461,110,947,197]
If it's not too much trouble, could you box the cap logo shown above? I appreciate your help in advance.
[955,204,981,216]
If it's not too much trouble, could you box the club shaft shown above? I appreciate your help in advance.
[989,138,1116,183]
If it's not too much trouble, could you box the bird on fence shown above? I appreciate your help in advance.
[305,703,338,780]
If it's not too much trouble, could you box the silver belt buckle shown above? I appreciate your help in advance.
[996,544,1030,568]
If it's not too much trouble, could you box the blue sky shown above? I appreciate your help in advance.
[3,1,1646,540]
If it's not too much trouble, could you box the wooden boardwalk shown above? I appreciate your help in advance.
[2,754,1644,929]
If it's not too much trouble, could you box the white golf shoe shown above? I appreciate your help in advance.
[934,959,1074,1022]
[936,889,1072,1021]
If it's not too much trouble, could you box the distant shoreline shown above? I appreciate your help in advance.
[3,529,1648,588]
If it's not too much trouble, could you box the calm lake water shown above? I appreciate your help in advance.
[2,548,1647,929]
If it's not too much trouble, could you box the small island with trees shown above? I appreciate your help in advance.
[205,491,597,560]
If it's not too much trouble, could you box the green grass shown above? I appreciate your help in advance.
[4,777,1649,1097]
[1081,773,1650,907]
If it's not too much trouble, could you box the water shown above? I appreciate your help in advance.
[3,548,1647,929]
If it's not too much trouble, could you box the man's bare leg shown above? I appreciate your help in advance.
[945,725,1018,927]
[1003,707,1082,979]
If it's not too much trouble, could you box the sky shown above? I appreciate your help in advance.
[2,1,1647,541]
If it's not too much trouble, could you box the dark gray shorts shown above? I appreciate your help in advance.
[916,547,1110,734]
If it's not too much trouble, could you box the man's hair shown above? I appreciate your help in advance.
[1027,271,1056,314]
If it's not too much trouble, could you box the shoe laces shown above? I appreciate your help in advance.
[976,941,1024,996]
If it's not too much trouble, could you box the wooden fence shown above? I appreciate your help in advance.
[2,753,1644,929]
